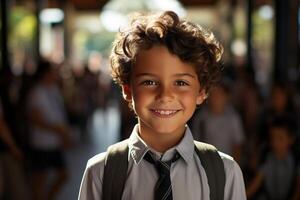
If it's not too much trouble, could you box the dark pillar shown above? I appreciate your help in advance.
[0,0,11,101]
[1,0,9,73]
[274,0,289,82]
[0,0,15,134]
[63,1,69,60]
[246,0,254,75]
[274,0,299,84]
[35,0,45,61]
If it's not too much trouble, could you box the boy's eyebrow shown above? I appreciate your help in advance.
[173,73,197,79]
[134,73,155,77]
[135,73,197,79]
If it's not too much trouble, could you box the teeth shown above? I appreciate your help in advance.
[154,110,177,115]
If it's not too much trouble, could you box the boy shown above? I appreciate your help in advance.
[191,79,245,163]
[246,117,300,200]
[78,11,246,200]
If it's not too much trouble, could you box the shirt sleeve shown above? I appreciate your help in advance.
[78,153,106,200]
[222,153,247,200]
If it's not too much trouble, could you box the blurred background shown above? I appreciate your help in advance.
[0,0,299,199]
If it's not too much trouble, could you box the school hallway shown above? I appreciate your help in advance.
[57,104,121,200]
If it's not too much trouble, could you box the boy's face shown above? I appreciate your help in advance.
[44,67,59,84]
[271,87,287,112]
[270,127,293,156]
[122,45,206,138]
[208,86,228,113]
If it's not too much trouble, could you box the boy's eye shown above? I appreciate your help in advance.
[175,80,189,86]
[141,80,157,86]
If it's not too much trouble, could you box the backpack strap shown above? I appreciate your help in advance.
[102,139,129,200]
[194,141,225,200]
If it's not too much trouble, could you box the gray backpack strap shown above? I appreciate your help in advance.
[102,139,129,200]
[194,141,225,200]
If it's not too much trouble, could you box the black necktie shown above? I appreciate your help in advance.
[144,151,180,200]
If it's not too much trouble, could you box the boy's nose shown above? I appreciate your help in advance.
[156,86,174,102]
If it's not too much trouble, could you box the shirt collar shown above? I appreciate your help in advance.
[128,124,195,165]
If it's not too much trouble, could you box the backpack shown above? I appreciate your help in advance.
[102,139,225,200]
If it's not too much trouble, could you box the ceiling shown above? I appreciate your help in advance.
[46,0,273,10]
[69,0,219,10]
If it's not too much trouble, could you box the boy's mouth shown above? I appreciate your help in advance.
[150,109,180,117]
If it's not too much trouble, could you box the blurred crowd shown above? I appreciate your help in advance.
[0,58,299,200]
[190,75,300,200]
[0,58,129,200]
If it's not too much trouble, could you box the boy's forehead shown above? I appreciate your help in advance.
[131,64,198,78]
[133,72,198,79]
[136,45,170,58]
[134,46,195,69]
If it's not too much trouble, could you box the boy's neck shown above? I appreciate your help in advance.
[210,106,225,115]
[138,125,186,153]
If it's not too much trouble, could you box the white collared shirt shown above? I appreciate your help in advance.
[78,125,246,200]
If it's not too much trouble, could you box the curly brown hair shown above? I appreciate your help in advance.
[110,10,223,93]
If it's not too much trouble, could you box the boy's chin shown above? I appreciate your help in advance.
[146,124,186,136]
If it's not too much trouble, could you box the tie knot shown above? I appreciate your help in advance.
[144,151,180,174]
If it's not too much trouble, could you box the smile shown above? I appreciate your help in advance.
[151,109,179,116]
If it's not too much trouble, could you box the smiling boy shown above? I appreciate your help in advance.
[78,11,246,200]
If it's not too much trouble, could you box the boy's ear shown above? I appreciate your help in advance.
[196,89,207,105]
[122,84,132,102]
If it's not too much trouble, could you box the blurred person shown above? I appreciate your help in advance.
[0,97,29,200]
[258,82,299,160]
[191,79,245,163]
[60,63,90,141]
[234,73,262,137]
[79,65,101,139]
[27,59,72,200]
[246,117,300,200]
[234,76,264,184]
[89,54,113,111]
